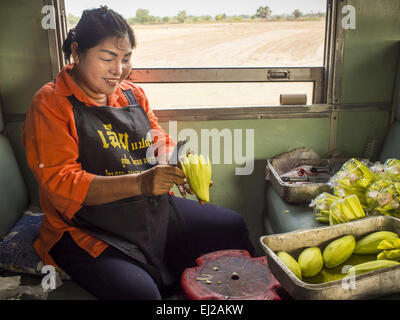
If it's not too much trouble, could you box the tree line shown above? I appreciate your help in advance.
[67,6,325,27]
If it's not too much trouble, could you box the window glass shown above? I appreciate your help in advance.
[139,82,314,108]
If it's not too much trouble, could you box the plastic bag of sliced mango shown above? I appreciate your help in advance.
[310,158,400,225]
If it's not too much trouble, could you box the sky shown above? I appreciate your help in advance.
[65,0,327,18]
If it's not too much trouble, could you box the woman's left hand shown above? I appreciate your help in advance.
[177,180,195,198]
[177,180,214,205]
[176,150,213,204]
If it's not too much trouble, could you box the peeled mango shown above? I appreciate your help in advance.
[347,260,400,276]
[377,250,400,261]
[180,154,212,203]
[323,235,356,268]
[277,251,302,280]
[377,238,400,261]
[377,237,400,250]
[298,247,323,277]
[353,231,399,254]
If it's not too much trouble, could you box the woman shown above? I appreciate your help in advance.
[23,6,254,300]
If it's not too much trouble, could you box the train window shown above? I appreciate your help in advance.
[64,0,328,108]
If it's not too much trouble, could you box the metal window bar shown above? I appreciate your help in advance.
[44,0,68,77]
[128,67,325,105]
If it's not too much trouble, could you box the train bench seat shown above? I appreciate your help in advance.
[0,100,95,300]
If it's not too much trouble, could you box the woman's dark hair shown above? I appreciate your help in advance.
[62,6,136,61]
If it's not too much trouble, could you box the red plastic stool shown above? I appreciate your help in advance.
[181,249,282,300]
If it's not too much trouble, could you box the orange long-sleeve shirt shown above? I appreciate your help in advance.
[22,64,176,268]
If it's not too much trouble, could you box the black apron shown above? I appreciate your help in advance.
[65,89,189,287]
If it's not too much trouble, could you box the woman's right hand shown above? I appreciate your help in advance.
[138,165,186,196]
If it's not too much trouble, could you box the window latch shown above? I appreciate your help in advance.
[267,70,290,80]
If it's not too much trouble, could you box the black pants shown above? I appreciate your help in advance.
[49,196,255,300]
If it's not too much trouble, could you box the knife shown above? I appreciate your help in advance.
[281,176,330,183]
[168,139,189,167]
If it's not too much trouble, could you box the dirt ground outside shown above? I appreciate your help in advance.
[129,20,326,108]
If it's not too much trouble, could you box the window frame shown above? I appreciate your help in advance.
[45,0,68,79]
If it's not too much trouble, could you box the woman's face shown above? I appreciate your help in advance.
[71,34,133,101]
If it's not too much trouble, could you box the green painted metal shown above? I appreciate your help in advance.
[0,0,53,115]
[336,111,390,158]
[0,100,3,133]
[340,0,400,104]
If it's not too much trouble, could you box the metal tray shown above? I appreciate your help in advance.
[266,158,346,204]
[260,216,400,300]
